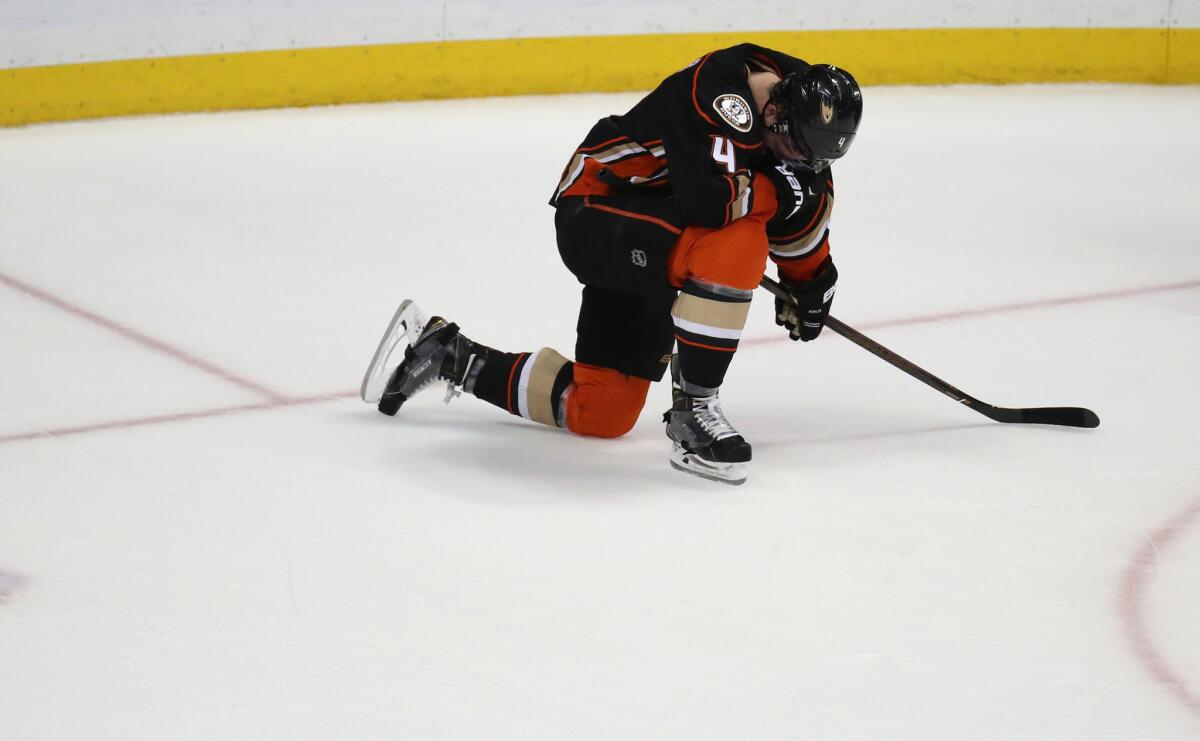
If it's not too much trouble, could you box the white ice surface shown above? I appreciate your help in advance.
[1,86,1198,740]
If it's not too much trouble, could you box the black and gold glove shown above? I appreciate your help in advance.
[775,256,838,342]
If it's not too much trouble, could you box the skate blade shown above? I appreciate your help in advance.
[669,448,747,486]
[360,299,428,404]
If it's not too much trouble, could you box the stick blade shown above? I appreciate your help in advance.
[979,404,1100,428]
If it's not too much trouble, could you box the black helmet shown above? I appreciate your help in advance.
[768,64,862,172]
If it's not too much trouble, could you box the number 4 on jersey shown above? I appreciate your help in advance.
[711,137,736,174]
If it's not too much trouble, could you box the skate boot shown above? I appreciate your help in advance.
[663,355,752,485]
[376,317,486,415]
[360,300,486,416]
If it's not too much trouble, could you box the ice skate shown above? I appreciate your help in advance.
[361,301,484,416]
[662,355,751,486]
[361,300,429,404]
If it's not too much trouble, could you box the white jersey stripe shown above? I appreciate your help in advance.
[595,142,647,163]
[671,316,744,341]
[554,141,670,201]
[553,155,587,201]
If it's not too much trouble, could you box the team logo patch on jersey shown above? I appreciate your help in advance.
[713,94,753,133]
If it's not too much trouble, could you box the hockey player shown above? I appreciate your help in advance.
[361,43,863,485]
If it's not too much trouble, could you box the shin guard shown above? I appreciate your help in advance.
[670,279,753,392]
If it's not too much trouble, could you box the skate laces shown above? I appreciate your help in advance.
[442,352,477,405]
[692,394,738,441]
[406,364,456,405]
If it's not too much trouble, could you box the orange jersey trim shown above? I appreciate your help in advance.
[748,52,783,78]
[506,352,528,413]
[691,54,718,128]
[583,196,683,235]
[775,242,831,282]
[675,334,738,353]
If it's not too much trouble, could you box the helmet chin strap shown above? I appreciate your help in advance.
[763,100,829,173]
[791,157,830,174]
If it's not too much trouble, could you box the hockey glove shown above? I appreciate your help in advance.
[776,256,838,342]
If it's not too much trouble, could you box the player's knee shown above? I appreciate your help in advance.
[572,408,640,438]
[719,258,769,291]
[565,364,650,438]
[676,221,770,292]
[715,230,770,289]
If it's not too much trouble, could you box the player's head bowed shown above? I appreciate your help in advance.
[765,64,863,173]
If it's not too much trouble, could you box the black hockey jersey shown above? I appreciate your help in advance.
[551,44,812,229]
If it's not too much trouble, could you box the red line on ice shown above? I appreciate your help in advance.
[1119,496,1200,723]
[0,270,285,401]
[4,269,1199,728]
[860,278,1200,331]
[742,277,1200,345]
[1,276,1197,446]
[0,570,25,603]
[0,392,357,444]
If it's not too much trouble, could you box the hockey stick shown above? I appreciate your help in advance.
[759,275,1100,428]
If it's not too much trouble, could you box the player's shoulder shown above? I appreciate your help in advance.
[683,46,764,143]
[736,43,810,77]
[687,45,812,141]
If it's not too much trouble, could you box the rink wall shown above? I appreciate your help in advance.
[2,0,1198,126]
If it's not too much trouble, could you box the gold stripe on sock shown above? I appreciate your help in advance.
[524,348,571,427]
[672,292,752,332]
